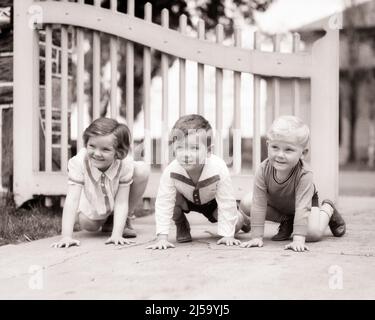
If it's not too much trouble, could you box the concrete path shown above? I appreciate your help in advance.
[1,196,374,300]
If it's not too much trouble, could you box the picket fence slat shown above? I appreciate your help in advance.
[198,20,205,115]
[143,3,152,165]
[253,32,261,171]
[273,34,281,120]
[215,25,224,158]
[126,0,135,143]
[161,9,169,169]
[233,28,242,174]
[45,25,52,172]
[293,33,301,117]
[179,15,187,117]
[76,25,84,151]
[60,24,69,172]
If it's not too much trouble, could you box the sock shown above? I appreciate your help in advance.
[321,203,333,219]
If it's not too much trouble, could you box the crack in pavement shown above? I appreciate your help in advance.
[1,251,90,281]
[117,239,156,250]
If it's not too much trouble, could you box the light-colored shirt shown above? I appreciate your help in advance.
[251,159,315,238]
[67,148,134,220]
[155,154,239,237]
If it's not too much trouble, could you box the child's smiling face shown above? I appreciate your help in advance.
[173,132,210,171]
[86,134,117,171]
[267,137,307,175]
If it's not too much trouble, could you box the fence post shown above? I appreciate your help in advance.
[310,27,339,202]
[13,0,37,205]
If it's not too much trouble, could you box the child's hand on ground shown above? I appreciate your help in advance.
[217,237,241,246]
[146,239,175,250]
[240,238,263,248]
[51,237,80,248]
[284,235,309,252]
[105,236,135,246]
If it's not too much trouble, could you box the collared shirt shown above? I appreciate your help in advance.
[251,158,315,238]
[67,148,134,220]
[155,154,239,237]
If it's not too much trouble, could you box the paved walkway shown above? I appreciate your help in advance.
[0,196,374,299]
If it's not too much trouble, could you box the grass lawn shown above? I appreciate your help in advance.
[0,195,65,246]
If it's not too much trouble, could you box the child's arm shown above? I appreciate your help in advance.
[217,237,241,246]
[146,166,176,250]
[146,234,175,250]
[105,185,134,246]
[213,162,241,245]
[51,184,82,248]
[284,173,314,252]
[284,235,309,252]
[240,238,264,248]
[240,165,268,249]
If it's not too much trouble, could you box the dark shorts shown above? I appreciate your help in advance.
[176,193,218,223]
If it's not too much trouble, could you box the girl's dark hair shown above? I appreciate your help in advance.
[83,118,131,159]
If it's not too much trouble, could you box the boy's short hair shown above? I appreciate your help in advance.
[267,115,310,148]
[169,114,213,147]
[83,117,131,159]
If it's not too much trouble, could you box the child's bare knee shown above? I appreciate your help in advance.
[133,161,151,183]
[239,193,252,216]
[79,214,102,232]
[306,228,323,242]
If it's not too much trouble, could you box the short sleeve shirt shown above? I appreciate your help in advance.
[67,148,134,220]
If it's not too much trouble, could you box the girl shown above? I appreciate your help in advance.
[52,118,150,248]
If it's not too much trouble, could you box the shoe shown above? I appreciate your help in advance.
[123,217,137,238]
[101,215,137,238]
[322,199,346,237]
[239,208,251,233]
[175,218,192,243]
[272,215,293,241]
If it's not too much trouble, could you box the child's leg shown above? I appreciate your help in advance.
[173,193,189,222]
[173,193,191,243]
[235,207,251,234]
[128,161,151,214]
[78,213,105,232]
[239,192,252,217]
[306,202,333,242]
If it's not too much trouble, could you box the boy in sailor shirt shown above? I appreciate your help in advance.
[147,114,250,250]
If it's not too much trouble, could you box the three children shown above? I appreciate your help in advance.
[53,115,346,252]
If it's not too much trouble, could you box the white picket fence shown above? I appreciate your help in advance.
[13,0,339,206]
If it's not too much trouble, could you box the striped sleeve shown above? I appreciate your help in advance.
[118,156,134,187]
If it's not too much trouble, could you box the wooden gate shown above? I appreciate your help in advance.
[13,0,339,206]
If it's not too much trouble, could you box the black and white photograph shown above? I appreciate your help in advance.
[0,0,374,304]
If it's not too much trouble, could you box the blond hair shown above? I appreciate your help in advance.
[267,115,310,148]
